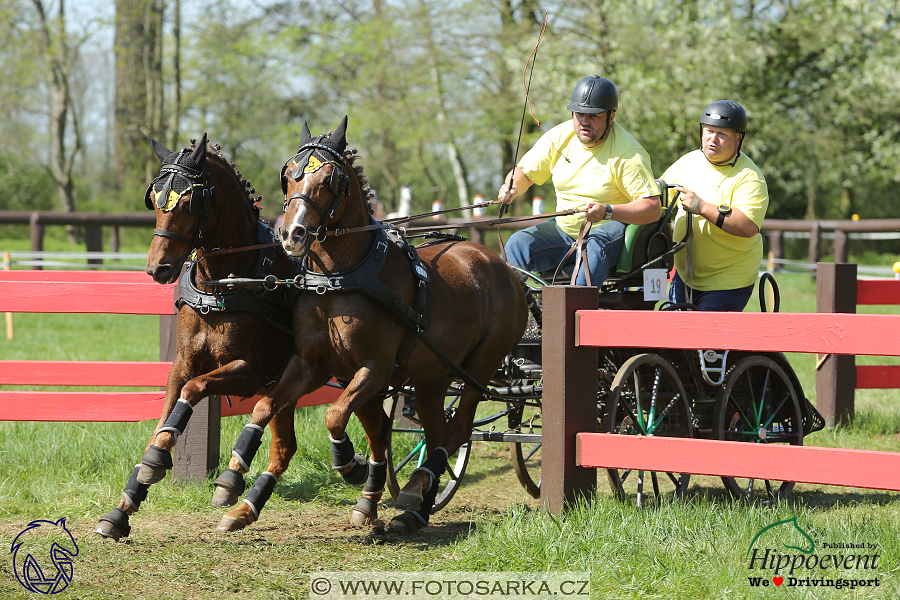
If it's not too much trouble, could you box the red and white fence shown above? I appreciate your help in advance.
[539,279,900,515]
[0,270,339,481]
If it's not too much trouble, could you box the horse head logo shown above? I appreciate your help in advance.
[747,516,815,558]
[11,518,79,594]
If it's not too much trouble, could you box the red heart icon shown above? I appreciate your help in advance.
[773,577,784,586]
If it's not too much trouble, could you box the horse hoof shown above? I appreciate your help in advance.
[136,464,168,485]
[217,506,255,533]
[216,515,247,533]
[350,497,377,527]
[95,508,130,541]
[211,487,239,508]
[387,511,427,535]
[395,489,423,511]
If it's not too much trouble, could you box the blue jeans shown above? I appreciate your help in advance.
[505,218,627,286]
[668,271,755,312]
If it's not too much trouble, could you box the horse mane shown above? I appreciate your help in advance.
[344,148,376,216]
[190,138,262,220]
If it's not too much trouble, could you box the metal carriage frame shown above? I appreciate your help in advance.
[385,181,824,510]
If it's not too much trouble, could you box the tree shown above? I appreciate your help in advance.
[114,0,165,207]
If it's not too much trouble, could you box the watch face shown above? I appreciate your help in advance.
[718,205,732,215]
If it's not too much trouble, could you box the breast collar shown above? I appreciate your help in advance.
[176,220,296,333]
[295,222,430,332]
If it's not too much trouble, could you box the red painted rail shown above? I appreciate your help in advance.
[570,306,900,495]
[575,310,900,356]
[576,434,900,492]
[0,271,339,422]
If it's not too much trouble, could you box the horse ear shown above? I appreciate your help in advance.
[190,133,208,164]
[148,138,172,161]
[330,116,348,151]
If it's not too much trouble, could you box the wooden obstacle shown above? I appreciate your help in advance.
[816,262,900,426]
[0,270,339,481]
[540,284,900,515]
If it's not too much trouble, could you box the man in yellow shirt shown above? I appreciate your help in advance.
[498,76,661,286]
[662,100,768,311]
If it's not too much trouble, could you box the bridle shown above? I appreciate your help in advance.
[280,141,351,242]
[144,150,219,249]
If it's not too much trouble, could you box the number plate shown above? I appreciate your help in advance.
[643,269,667,302]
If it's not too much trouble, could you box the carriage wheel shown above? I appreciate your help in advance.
[605,354,693,507]
[508,400,542,498]
[384,393,471,512]
[713,355,803,503]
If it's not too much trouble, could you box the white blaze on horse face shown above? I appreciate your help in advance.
[283,197,312,254]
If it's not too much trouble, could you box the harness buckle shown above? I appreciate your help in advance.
[316,285,328,295]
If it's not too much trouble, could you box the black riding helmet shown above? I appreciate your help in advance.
[567,76,618,144]
[700,100,747,167]
[566,76,618,114]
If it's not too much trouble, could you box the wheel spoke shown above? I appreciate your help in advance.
[522,443,541,462]
[650,393,684,434]
[762,391,791,431]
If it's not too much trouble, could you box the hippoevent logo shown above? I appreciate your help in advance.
[10,518,79,594]
[746,517,880,591]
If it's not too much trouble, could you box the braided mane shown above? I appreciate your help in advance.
[190,138,262,220]
[344,148,375,216]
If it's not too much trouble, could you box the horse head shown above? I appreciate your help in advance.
[279,116,356,258]
[144,133,218,284]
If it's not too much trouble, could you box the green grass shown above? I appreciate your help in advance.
[1,270,899,598]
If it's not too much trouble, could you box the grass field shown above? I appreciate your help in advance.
[1,270,899,599]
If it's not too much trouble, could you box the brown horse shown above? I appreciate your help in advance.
[95,135,300,540]
[215,117,527,534]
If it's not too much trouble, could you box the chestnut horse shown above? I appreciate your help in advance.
[215,117,527,534]
[95,135,300,540]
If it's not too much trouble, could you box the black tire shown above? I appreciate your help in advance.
[605,353,693,506]
[713,355,803,503]
[384,393,470,512]
[508,400,542,498]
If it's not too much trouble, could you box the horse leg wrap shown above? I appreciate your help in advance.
[122,465,150,511]
[524,286,542,329]
[232,424,265,471]
[352,496,378,520]
[140,445,173,470]
[213,468,246,495]
[97,507,131,539]
[156,398,193,443]
[242,471,277,519]
[331,435,367,485]
[363,459,387,496]
[411,447,449,490]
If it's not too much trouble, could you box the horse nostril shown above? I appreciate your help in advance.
[290,225,307,243]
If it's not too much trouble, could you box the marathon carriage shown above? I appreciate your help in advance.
[386,179,825,509]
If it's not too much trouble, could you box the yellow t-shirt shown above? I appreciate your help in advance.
[517,121,657,239]
[662,150,769,291]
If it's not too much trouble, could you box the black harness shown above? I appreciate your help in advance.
[280,139,351,243]
[176,221,295,334]
[144,150,218,249]
[289,223,497,397]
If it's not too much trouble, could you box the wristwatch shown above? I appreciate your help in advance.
[604,204,614,221]
[716,205,732,228]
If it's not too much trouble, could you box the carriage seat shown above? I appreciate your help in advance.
[536,179,674,310]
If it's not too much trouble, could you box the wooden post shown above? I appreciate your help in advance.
[808,222,821,267]
[85,225,103,265]
[3,251,12,340]
[29,212,44,270]
[540,285,598,515]
[834,229,849,263]
[769,230,783,262]
[469,226,484,245]
[815,262,857,426]
[110,226,120,256]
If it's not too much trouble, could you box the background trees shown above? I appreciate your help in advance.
[1,0,898,237]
